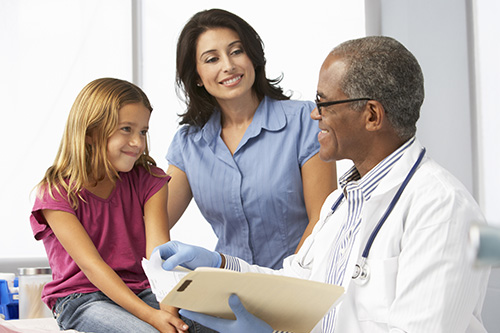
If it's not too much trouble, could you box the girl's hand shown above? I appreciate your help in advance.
[149,307,188,333]
[160,304,180,316]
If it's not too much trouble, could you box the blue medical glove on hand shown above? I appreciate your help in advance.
[179,294,273,333]
[154,241,222,271]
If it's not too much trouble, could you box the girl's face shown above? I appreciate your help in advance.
[195,27,256,104]
[107,102,150,173]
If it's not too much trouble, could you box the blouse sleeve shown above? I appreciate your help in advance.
[166,126,190,172]
[295,101,320,167]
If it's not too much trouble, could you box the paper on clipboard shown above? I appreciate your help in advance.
[162,267,344,333]
[141,251,192,302]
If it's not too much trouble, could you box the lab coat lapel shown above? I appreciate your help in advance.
[357,139,425,256]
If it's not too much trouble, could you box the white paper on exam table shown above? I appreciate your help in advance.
[141,250,191,302]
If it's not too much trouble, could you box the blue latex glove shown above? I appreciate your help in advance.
[154,241,221,271]
[179,294,273,333]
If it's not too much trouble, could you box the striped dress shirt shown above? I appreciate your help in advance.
[322,137,415,332]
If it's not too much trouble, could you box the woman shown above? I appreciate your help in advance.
[167,8,337,269]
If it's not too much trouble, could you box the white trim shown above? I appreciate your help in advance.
[132,0,143,87]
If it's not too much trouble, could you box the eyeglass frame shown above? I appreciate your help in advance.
[315,97,372,116]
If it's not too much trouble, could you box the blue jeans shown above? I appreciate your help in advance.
[53,289,217,333]
[180,315,219,333]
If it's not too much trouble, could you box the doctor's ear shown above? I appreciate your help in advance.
[364,100,385,132]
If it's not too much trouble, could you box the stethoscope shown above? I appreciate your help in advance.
[328,148,426,285]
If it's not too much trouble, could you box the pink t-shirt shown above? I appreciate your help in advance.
[30,165,170,310]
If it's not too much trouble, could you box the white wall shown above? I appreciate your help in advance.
[473,1,500,331]
[473,0,500,227]
[0,0,134,258]
[365,0,499,227]
[367,0,476,194]
[0,0,365,259]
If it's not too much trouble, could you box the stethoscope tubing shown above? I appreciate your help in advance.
[329,148,426,265]
[361,147,426,259]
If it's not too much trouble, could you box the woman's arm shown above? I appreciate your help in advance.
[43,208,187,333]
[295,153,337,252]
[166,165,193,229]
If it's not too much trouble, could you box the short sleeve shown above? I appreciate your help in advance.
[30,186,75,241]
[166,126,190,172]
[295,101,320,167]
[133,165,170,204]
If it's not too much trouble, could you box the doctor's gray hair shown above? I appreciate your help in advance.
[331,36,424,140]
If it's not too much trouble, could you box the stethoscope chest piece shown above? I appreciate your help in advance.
[349,147,426,287]
[352,262,369,285]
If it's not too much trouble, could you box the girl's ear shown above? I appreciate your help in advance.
[85,135,93,145]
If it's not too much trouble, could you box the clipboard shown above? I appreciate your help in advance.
[162,267,344,333]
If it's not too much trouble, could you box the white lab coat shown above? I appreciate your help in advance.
[234,139,490,332]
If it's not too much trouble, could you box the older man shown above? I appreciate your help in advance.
[157,36,489,332]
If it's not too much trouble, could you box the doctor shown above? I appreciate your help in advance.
[156,36,490,332]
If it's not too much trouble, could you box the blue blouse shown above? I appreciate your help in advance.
[166,96,320,269]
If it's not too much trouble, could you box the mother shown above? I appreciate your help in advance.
[166,8,336,269]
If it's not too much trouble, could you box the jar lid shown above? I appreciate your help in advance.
[17,267,52,276]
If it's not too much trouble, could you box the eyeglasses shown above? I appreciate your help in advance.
[315,98,372,116]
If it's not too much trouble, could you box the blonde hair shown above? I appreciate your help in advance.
[37,78,158,209]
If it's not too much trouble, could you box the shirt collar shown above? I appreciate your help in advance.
[196,96,287,146]
[252,96,287,132]
[339,137,416,200]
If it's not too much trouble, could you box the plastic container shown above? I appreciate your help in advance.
[17,267,52,319]
[0,273,19,320]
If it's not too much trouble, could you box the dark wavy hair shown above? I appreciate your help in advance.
[176,8,290,127]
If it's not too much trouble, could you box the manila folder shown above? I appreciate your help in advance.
[162,267,344,333]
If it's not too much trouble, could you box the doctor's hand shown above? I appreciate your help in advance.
[180,294,273,333]
[154,241,222,271]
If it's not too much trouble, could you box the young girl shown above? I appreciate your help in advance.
[30,78,188,332]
